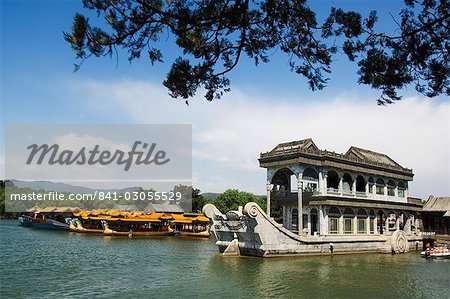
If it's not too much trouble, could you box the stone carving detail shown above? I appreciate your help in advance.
[391,230,409,253]
[202,203,224,221]
[244,202,261,219]
[221,211,246,230]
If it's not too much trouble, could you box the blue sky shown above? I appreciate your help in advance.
[1,0,449,198]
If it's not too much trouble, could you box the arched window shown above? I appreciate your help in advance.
[291,208,298,230]
[356,175,366,193]
[271,168,295,197]
[369,210,376,234]
[343,208,355,234]
[387,180,395,196]
[357,209,368,234]
[398,182,405,198]
[342,173,353,194]
[310,208,318,235]
[303,167,319,191]
[327,170,339,191]
[376,178,385,195]
[328,207,340,234]
[388,211,397,231]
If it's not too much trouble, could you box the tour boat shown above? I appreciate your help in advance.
[98,212,175,237]
[171,214,211,238]
[19,214,70,230]
[18,206,81,231]
[421,247,450,259]
[102,219,174,237]
[69,218,104,234]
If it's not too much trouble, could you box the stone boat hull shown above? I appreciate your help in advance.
[203,202,422,257]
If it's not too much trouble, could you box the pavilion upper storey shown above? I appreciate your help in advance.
[259,139,414,202]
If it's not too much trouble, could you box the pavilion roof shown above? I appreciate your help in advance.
[261,138,412,176]
[344,146,402,168]
[423,196,450,212]
[270,138,318,153]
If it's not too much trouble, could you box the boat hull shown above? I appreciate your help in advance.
[178,230,211,238]
[103,223,174,237]
[70,219,104,234]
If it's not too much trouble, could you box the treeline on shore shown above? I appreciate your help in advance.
[0,180,283,220]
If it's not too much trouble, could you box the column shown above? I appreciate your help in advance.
[318,171,323,194]
[307,210,311,236]
[366,217,371,234]
[339,177,343,195]
[365,182,369,196]
[339,215,344,235]
[404,188,408,200]
[282,206,287,228]
[323,173,328,195]
[396,215,400,230]
[372,184,376,195]
[384,185,388,197]
[319,206,327,235]
[266,182,272,217]
[394,186,399,198]
[385,214,390,234]
[354,215,358,235]
[374,215,378,234]
[352,180,356,196]
[297,179,303,235]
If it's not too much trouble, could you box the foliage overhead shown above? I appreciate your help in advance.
[65,0,449,104]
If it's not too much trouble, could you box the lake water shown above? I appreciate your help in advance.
[1,220,449,298]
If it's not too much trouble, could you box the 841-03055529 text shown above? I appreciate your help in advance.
[9,191,183,202]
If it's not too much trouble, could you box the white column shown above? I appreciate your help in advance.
[266,182,272,217]
[319,206,327,235]
[339,177,343,195]
[352,180,356,196]
[297,179,303,235]
[354,216,358,235]
[366,217,371,234]
[404,189,409,200]
[372,184,376,195]
[307,210,311,236]
[384,185,388,197]
[374,216,378,234]
[339,215,344,235]
[394,186,399,198]
[365,182,369,196]
[318,171,323,194]
[385,214,390,234]
[323,173,328,195]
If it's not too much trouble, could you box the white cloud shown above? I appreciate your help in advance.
[71,79,450,198]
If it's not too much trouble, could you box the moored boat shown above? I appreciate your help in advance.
[421,247,450,258]
[171,214,211,238]
[18,206,81,231]
[98,212,175,237]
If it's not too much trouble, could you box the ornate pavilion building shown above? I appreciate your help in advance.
[204,138,423,257]
[260,138,422,237]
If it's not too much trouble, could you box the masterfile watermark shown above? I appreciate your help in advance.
[5,124,192,212]
[26,141,170,171]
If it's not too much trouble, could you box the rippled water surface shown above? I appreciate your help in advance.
[1,220,449,298]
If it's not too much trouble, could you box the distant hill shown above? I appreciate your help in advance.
[202,192,221,200]
[11,180,140,194]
